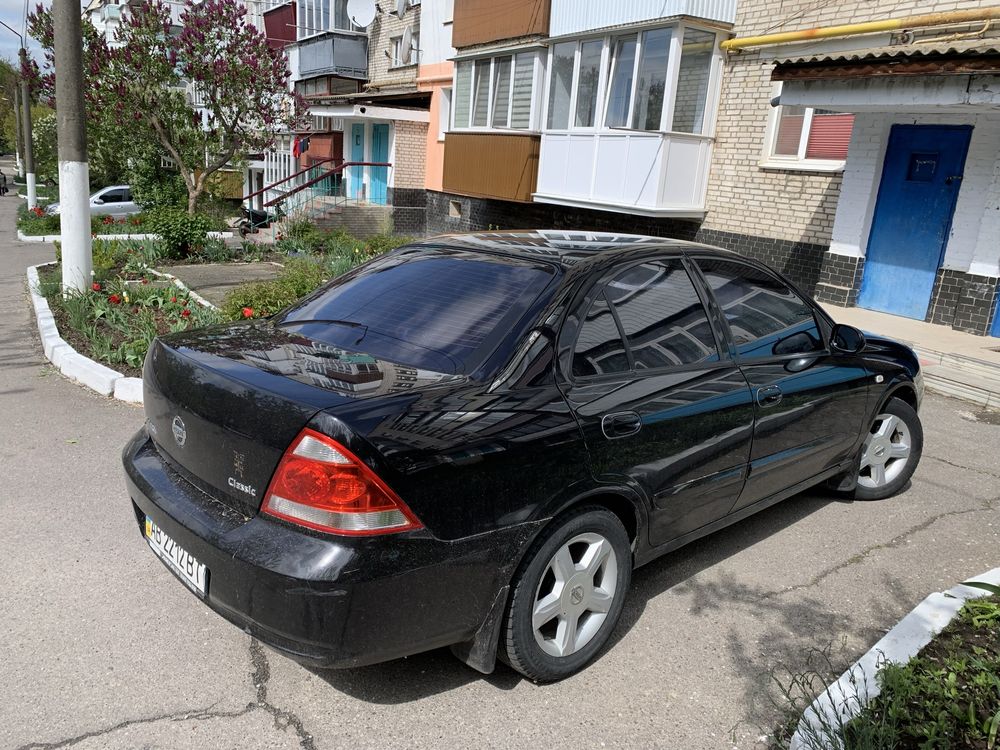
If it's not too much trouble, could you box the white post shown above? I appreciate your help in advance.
[59,162,92,291]
[54,0,92,292]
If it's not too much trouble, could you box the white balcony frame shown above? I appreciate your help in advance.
[534,22,725,216]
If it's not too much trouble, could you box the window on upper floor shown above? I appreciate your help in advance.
[296,0,360,39]
[544,24,720,135]
[763,84,855,170]
[452,52,541,131]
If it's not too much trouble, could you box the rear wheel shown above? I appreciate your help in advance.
[502,506,631,682]
[854,397,922,500]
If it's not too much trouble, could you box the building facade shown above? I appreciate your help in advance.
[714,0,1000,336]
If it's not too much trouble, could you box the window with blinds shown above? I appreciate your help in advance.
[452,52,539,130]
[770,98,855,165]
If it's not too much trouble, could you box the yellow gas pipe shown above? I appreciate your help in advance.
[720,7,1000,51]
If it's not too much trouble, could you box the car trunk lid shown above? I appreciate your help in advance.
[143,322,460,517]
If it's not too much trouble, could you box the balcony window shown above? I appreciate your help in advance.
[547,42,574,129]
[631,28,671,130]
[453,52,541,131]
[535,23,724,216]
[296,0,360,39]
[574,40,602,128]
[604,36,636,128]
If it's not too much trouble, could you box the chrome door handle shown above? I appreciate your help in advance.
[601,411,642,439]
[756,385,783,408]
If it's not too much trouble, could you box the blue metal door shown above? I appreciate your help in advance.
[857,124,972,319]
[349,123,364,199]
[371,124,389,206]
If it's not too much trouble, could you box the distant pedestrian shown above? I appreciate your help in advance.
[0,171,7,196]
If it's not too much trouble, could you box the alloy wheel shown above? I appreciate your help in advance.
[531,532,618,658]
[858,412,911,489]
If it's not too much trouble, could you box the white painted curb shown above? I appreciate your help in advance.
[26,263,143,405]
[18,230,233,242]
[790,566,1000,749]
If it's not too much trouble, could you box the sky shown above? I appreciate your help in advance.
[0,1,72,65]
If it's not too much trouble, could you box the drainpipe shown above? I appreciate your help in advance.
[720,7,1000,51]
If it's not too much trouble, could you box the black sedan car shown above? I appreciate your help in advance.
[123,231,924,681]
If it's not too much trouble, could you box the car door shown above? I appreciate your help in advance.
[691,257,870,511]
[120,187,139,216]
[558,257,755,547]
[92,187,122,216]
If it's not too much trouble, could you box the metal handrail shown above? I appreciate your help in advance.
[262,161,392,208]
[243,156,341,202]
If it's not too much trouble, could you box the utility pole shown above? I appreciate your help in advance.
[18,50,35,208]
[11,84,23,178]
[52,0,91,292]
[1,20,34,203]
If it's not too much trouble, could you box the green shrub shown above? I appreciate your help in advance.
[16,204,61,236]
[840,595,1000,750]
[220,258,327,319]
[144,208,212,259]
[364,233,411,256]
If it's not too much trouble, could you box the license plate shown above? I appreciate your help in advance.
[145,516,208,597]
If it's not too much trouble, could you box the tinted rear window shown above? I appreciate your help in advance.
[276,248,556,374]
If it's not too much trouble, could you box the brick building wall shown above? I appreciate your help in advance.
[368,4,420,86]
[391,119,429,235]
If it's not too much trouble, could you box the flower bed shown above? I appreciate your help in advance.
[36,250,222,377]
[843,593,1000,749]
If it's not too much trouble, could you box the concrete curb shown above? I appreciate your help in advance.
[26,263,143,405]
[790,566,1000,749]
[17,230,234,243]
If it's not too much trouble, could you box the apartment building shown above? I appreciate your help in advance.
[728,2,1000,336]
[428,1,734,232]
[421,0,1000,338]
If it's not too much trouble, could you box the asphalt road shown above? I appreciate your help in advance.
[2,190,999,750]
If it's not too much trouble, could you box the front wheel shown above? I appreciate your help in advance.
[854,397,923,501]
[502,506,631,682]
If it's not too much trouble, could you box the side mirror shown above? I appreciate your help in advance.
[92,198,105,205]
[831,323,866,354]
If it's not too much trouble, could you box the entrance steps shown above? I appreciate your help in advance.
[310,202,394,239]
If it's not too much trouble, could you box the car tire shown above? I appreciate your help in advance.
[501,506,631,682]
[854,397,923,501]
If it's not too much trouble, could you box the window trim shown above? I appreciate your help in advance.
[563,256,731,383]
[760,83,850,173]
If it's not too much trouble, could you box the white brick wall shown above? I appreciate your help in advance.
[828,111,1000,276]
[706,0,1000,250]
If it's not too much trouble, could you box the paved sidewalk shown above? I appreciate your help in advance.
[163,262,283,306]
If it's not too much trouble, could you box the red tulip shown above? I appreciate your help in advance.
[91,282,101,292]
[181,309,191,318]
[108,294,121,304]
[242,307,253,318]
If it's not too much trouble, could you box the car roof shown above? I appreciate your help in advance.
[417,230,742,269]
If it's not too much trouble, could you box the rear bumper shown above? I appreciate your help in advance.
[122,428,529,669]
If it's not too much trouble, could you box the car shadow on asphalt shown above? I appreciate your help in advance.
[308,488,867,704]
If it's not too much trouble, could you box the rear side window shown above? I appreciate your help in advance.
[278,249,555,374]
[571,259,718,377]
[695,259,823,359]
[99,189,123,203]
[604,261,719,369]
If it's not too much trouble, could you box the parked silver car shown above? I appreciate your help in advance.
[45,185,140,218]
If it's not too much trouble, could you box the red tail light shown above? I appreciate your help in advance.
[262,428,422,536]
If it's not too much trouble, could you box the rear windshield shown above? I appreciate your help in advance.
[275,247,557,374]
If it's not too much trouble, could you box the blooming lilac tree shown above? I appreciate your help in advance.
[30,0,301,214]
